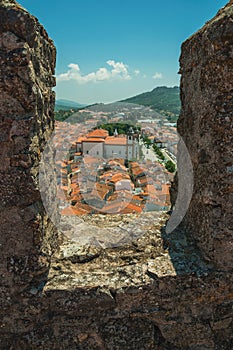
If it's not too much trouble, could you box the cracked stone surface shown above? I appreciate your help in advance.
[45,212,211,291]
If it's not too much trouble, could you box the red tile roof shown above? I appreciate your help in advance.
[105,136,127,145]
[83,137,105,142]
[86,129,109,138]
[76,136,86,143]
[110,173,131,183]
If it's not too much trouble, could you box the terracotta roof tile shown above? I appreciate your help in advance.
[105,136,127,145]
[83,137,105,142]
[86,129,109,138]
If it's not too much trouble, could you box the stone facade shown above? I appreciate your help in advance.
[0,1,233,349]
[77,129,140,160]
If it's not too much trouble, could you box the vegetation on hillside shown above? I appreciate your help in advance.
[55,103,100,122]
[55,108,96,123]
[121,86,180,121]
[55,109,79,122]
[55,86,181,123]
[55,99,86,111]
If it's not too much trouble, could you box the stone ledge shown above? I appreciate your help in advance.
[44,212,212,291]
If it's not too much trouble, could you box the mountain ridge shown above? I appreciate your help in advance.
[55,99,87,111]
[119,86,181,121]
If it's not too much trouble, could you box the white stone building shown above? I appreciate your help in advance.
[76,128,139,160]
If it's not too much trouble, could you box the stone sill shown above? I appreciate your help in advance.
[44,212,211,292]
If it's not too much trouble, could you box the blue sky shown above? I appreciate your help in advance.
[19,0,228,104]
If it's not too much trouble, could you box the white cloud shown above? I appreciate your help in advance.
[134,69,140,76]
[95,67,111,81]
[68,63,80,71]
[153,72,163,79]
[57,60,131,84]
[107,60,131,80]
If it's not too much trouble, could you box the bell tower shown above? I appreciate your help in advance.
[127,127,134,160]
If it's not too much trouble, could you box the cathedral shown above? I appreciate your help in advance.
[76,128,139,160]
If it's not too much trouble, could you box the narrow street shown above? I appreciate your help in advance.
[140,141,160,163]
[161,149,176,163]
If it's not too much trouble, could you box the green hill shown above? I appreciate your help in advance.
[55,99,86,111]
[120,86,180,121]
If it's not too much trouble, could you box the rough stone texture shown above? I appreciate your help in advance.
[0,0,57,297]
[178,1,233,270]
[0,1,233,350]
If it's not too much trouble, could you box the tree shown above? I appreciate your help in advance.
[165,160,176,173]
[143,135,152,148]
[152,144,165,161]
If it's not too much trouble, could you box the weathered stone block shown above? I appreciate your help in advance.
[0,0,57,295]
[178,1,233,270]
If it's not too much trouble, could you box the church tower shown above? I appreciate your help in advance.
[127,127,134,160]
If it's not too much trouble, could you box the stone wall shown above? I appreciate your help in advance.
[0,0,57,297]
[178,0,233,270]
[0,1,233,349]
